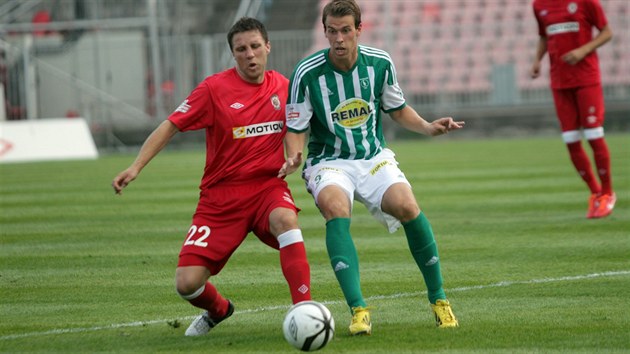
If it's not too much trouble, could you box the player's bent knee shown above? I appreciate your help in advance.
[319,199,351,219]
[397,206,420,223]
[176,278,206,299]
[269,208,299,235]
[384,197,419,222]
[317,186,352,219]
[175,268,207,297]
[176,282,205,301]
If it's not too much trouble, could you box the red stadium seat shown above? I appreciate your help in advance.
[310,0,630,95]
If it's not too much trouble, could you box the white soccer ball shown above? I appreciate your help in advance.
[282,301,335,352]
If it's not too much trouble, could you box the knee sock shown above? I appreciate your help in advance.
[588,137,613,195]
[180,282,229,318]
[566,141,601,194]
[403,213,446,304]
[278,229,312,304]
[326,218,366,310]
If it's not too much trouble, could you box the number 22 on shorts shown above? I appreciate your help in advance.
[184,225,210,247]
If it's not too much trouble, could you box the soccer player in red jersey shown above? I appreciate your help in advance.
[530,0,616,218]
[112,17,311,336]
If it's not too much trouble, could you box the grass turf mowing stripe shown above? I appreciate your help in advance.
[2,270,627,341]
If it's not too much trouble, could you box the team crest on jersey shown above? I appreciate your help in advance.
[270,94,281,110]
[331,98,372,129]
[360,77,370,89]
[567,2,577,14]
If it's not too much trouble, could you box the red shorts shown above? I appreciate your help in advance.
[177,177,299,275]
[552,84,605,132]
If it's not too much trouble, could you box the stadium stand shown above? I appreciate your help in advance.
[310,0,630,97]
[1,0,626,144]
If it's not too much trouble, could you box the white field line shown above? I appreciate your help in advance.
[2,270,629,341]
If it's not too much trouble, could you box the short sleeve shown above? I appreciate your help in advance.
[168,81,212,132]
[586,0,608,30]
[380,61,406,113]
[286,70,313,133]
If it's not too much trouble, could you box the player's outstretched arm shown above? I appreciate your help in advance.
[112,120,179,194]
[389,105,464,137]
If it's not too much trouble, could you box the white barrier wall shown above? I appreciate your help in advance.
[0,85,5,121]
[0,118,98,163]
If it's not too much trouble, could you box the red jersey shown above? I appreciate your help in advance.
[532,0,608,89]
[169,68,288,189]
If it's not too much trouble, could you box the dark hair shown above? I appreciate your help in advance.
[321,0,362,30]
[227,17,269,51]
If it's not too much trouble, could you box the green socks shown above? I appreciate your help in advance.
[326,214,446,308]
[403,213,446,304]
[326,218,366,309]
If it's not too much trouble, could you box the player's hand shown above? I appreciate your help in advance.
[430,117,465,136]
[278,152,303,178]
[530,61,541,79]
[112,168,138,195]
[562,48,586,65]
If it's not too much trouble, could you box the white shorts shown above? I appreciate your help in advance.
[303,148,411,233]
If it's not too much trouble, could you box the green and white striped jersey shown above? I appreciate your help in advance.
[286,45,406,168]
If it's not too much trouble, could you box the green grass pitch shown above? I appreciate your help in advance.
[1,134,628,353]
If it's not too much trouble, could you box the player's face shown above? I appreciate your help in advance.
[324,15,361,71]
[231,30,270,84]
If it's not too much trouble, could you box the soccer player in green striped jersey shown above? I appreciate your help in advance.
[278,0,463,335]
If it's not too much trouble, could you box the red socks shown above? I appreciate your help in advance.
[278,230,311,304]
[566,141,601,194]
[588,137,612,195]
[280,241,312,304]
[187,282,230,318]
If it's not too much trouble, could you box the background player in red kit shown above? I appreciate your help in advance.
[530,0,615,218]
[112,17,311,336]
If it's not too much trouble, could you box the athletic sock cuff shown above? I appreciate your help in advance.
[278,229,304,248]
[326,217,351,228]
[178,284,205,300]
